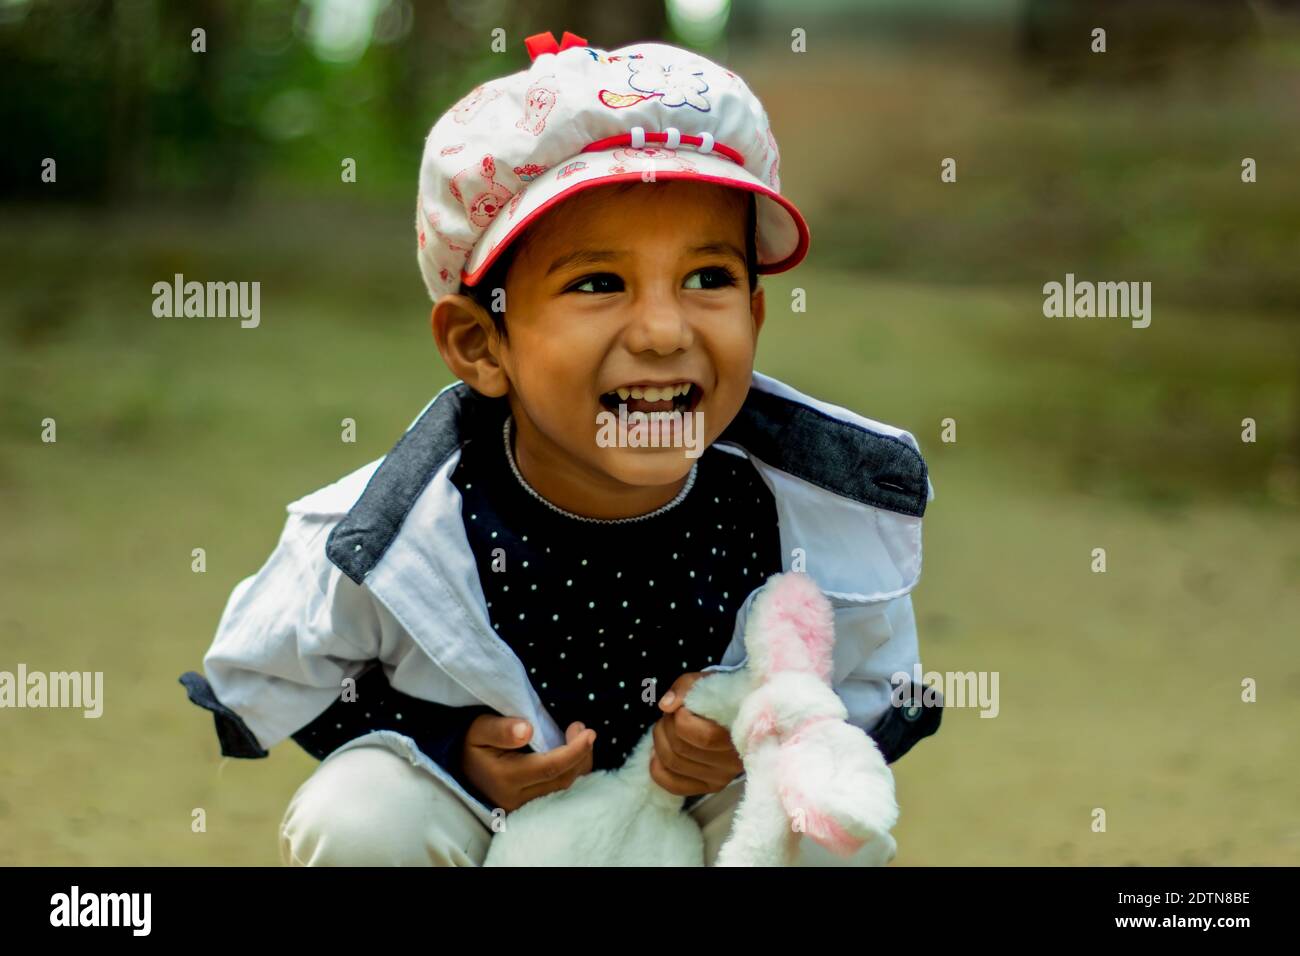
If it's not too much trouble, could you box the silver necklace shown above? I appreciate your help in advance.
[502,414,697,524]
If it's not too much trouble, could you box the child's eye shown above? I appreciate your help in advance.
[566,273,624,295]
[684,266,739,290]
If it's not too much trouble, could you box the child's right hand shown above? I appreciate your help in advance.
[461,715,596,813]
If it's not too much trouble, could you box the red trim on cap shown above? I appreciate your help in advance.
[582,132,744,167]
[525,30,588,62]
[460,171,811,288]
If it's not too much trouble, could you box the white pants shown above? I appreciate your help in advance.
[279,742,897,867]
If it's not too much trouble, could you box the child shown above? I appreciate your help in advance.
[179,30,940,867]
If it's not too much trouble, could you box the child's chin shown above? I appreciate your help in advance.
[597,446,699,488]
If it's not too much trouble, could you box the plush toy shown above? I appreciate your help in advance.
[482,571,900,866]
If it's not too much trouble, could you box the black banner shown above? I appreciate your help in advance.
[0,866,1280,941]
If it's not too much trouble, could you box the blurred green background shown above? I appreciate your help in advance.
[1,0,1297,866]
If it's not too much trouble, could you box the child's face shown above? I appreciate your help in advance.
[438,178,766,516]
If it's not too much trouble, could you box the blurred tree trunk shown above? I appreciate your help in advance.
[105,0,141,203]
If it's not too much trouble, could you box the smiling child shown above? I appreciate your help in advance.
[180,31,941,867]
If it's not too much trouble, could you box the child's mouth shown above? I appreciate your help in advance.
[598,382,702,416]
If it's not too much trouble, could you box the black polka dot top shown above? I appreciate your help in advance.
[449,408,784,771]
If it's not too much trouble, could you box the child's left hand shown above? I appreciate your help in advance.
[649,672,744,797]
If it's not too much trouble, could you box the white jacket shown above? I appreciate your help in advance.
[180,370,940,829]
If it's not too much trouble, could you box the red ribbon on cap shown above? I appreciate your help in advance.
[525,30,588,62]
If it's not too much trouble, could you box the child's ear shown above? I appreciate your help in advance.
[750,282,766,338]
[431,294,509,398]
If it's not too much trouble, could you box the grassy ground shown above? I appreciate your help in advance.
[0,216,1295,863]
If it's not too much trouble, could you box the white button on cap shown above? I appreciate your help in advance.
[697,131,714,154]
[664,127,681,149]
[630,126,645,148]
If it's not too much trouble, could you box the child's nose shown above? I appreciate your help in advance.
[622,298,694,354]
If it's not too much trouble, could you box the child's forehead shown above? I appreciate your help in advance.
[506,191,749,284]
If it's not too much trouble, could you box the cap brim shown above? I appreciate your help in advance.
[461,147,810,287]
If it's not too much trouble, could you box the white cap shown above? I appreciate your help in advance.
[416,31,810,302]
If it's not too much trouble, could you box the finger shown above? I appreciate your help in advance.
[660,707,739,767]
[655,712,719,764]
[515,725,596,787]
[649,749,714,797]
[467,714,533,750]
[518,742,595,802]
[672,715,743,778]
[671,706,736,753]
[653,718,737,787]
[658,671,705,713]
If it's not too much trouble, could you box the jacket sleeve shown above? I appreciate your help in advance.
[288,662,496,805]
[834,592,942,764]
[179,509,387,758]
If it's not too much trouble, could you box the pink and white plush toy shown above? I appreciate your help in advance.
[483,571,899,866]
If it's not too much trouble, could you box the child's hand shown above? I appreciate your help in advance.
[461,715,596,813]
[649,672,744,797]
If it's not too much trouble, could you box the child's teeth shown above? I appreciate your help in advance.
[604,383,692,402]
